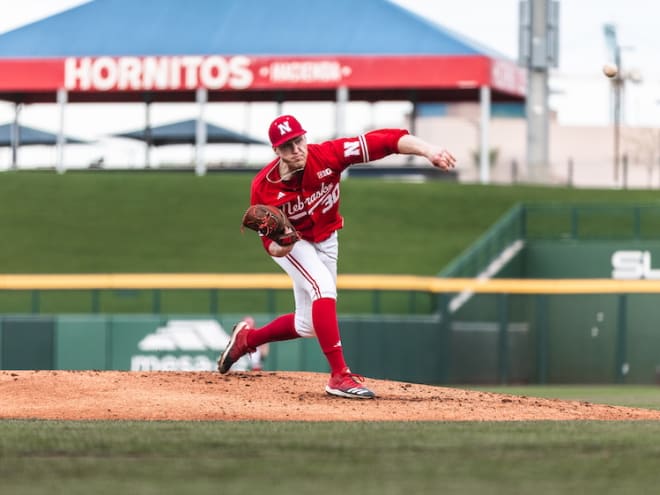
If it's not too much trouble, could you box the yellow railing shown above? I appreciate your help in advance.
[1,273,659,294]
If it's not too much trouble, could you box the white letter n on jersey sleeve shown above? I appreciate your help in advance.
[344,136,369,162]
[344,141,360,157]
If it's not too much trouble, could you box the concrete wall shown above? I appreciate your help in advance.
[414,113,660,189]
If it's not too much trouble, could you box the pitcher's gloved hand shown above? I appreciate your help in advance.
[241,204,300,246]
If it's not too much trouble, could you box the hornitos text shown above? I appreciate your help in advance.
[65,55,254,91]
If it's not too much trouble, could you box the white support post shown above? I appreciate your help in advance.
[10,103,21,170]
[195,87,208,176]
[56,88,68,174]
[242,102,252,163]
[479,85,491,184]
[335,85,349,138]
[144,100,152,168]
[336,86,349,179]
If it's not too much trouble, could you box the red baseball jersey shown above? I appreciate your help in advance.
[250,128,408,250]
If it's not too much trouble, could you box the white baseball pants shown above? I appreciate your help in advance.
[271,231,338,338]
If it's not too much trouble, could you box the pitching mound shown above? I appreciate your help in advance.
[2,370,660,421]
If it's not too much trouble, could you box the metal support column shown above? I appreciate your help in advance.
[10,103,21,170]
[479,85,491,184]
[615,294,628,383]
[337,86,349,179]
[195,87,208,176]
[535,294,549,384]
[335,85,348,138]
[437,293,451,384]
[144,98,152,168]
[497,293,510,385]
[56,88,68,174]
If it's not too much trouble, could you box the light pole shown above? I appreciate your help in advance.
[604,24,641,186]
[604,24,623,183]
[612,45,622,183]
[518,0,560,183]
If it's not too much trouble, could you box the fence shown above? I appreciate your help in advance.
[440,203,660,278]
[0,274,438,315]
[2,276,660,384]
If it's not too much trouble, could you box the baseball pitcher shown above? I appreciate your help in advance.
[218,114,456,399]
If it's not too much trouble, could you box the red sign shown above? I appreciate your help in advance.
[0,55,526,96]
[0,59,65,90]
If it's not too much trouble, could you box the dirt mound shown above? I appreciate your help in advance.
[2,370,660,421]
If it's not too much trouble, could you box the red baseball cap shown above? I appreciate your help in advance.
[268,115,307,147]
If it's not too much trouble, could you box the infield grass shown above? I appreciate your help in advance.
[1,419,659,495]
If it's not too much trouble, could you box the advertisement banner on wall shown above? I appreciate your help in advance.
[611,250,660,280]
[0,55,525,96]
[110,318,250,372]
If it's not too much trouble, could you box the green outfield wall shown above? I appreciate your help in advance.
[523,240,660,278]
[3,204,660,385]
[1,299,659,385]
[0,317,54,370]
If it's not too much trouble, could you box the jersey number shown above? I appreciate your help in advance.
[321,183,340,214]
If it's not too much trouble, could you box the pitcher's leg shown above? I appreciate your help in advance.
[247,313,299,348]
[272,240,375,398]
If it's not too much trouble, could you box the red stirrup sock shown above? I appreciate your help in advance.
[246,313,299,348]
[312,297,348,375]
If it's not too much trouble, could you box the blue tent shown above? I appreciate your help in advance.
[0,123,87,146]
[0,123,89,170]
[114,119,267,146]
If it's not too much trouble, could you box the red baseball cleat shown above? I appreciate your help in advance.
[217,319,256,374]
[325,367,375,399]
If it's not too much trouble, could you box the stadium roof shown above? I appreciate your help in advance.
[0,0,526,104]
[0,0,502,58]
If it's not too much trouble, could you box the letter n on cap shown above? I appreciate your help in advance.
[278,121,291,135]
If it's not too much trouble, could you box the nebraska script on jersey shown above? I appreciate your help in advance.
[251,128,408,248]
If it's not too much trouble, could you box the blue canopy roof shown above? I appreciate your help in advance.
[114,119,267,146]
[0,123,87,146]
[0,0,502,58]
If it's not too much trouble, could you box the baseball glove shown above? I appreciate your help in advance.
[241,204,300,246]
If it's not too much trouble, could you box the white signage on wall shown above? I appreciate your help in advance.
[130,319,250,371]
[611,250,660,280]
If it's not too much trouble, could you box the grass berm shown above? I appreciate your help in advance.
[3,170,660,274]
[1,170,659,314]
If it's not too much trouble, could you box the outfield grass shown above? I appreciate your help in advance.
[1,419,659,494]
[470,385,660,410]
[2,171,660,275]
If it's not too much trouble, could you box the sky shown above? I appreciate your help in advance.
[0,0,658,167]
[392,0,660,127]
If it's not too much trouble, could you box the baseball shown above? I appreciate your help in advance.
[603,63,618,78]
